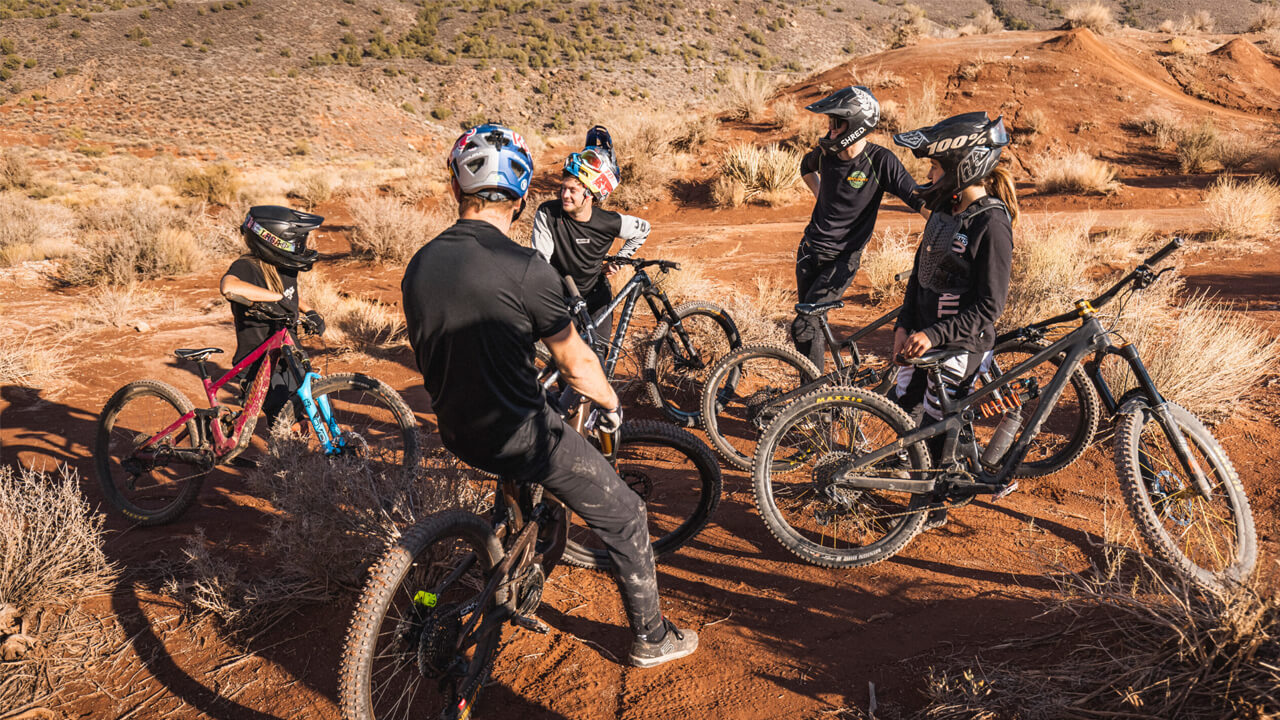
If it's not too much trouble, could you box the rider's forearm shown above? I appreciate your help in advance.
[220,275,282,304]
[560,351,619,410]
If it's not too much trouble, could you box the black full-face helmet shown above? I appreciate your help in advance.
[241,205,322,272]
[893,112,1010,212]
[806,85,881,154]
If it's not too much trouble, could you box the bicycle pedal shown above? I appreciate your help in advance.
[511,613,549,634]
[993,480,1020,501]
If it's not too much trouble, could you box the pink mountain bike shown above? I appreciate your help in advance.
[94,305,420,524]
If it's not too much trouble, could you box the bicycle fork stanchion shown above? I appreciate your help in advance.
[296,371,346,454]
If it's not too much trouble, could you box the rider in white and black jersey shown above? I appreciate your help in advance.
[532,126,650,336]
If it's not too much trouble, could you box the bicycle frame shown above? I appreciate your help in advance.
[135,325,346,467]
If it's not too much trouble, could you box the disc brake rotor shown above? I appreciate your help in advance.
[1149,469,1193,527]
[622,470,654,501]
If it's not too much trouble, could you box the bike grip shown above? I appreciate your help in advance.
[893,269,912,282]
[562,275,582,299]
[1144,237,1183,267]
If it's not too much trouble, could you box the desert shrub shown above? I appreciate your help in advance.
[958,6,1004,35]
[66,283,172,329]
[724,68,773,122]
[855,65,904,89]
[1092,220,1154,266]
[62,195,202,285]
[1203,175,1280,241]
[861,229,916,304]
[715,143,801,207]
[1134,109,1183,148]
[1184,9,1215,33]
[711,176,746,208]
[302,269,408,352]
[1018,107,1048,136]
[288,169,336,209]
[0,148,33,191]
[925,550,1280,720]
[1064,1,1116,33]
[671,114,717,152]
[1212,133,1261,172]
[1173,120,1218,172]
[393,156,451,201]
[771,100,797,129]
[177,162,240,205]
[95,153,179,189]
[890,3,930,48]
[346,192,445,263]
[0,192,76,266]
[0,333,72,390]
[0,465,114,710]
[1034,150,1119,195]
[1260,146,1280,178]
[1000,214,1094,328]
[1250,5,1280,32]
[606,112,682,210]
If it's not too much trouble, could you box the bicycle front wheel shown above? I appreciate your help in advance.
[274,372,421,471]
[752,386,931,568]
[95,380,208,525]
[700,342,822,472]
[562,420,722,570]
[1115,399,1256,590]
[644,301,741,427]
[340,511,505,720]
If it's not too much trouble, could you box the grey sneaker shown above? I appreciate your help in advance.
[628,620,698,668]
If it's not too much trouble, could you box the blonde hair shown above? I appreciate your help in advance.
[238,253,284,294]
[984,165,1019,227]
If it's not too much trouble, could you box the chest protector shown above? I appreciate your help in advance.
[917,196,1009,295]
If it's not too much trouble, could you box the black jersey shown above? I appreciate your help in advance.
[224,256,299,364]
[401,219,572,468]
[530,201,650,296]
[897,197,1014,353]
[799,143,924,259]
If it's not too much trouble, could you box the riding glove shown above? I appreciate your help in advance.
[302,309,326,336]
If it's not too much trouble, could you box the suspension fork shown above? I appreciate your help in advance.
[1112,343,1213,498]
[645,284,704,369]
[282,347,345,454]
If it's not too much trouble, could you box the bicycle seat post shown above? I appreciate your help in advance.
[819,314,849,374]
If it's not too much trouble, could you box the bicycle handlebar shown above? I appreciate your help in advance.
[604,255,680,271]
[561,275,582,300]
[1026,236,1184,331]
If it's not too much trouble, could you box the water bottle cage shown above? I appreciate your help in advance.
[978,377,1039,418]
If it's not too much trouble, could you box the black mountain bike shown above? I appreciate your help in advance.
[751,238,1256,591]
[701,301,1100,478]
[538,255,741,426]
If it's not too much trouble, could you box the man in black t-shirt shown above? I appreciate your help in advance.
[402,124,697,668]
[532,132,648,337]
[793,86,928,370]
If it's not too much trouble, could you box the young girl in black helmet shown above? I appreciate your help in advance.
[219,205,326,423]
[889,112,1018,526]
[794,85,928,370]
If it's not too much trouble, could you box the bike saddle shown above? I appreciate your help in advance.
[899,348,965,369]
[794,300,844,316]
[174,347,224,362]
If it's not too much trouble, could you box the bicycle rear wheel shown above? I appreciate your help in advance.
[644,301,741,427]
[95,380,208,525]
[274,372,421,471]
[1115,399,1256,590]
[752,386,930,568]
[562,420,722,569]
[341,511,505,720]
[700,342,823,472]
[980,339,1101,478]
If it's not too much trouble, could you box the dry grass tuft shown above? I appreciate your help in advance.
[1251,5,1280,32]
[1259,146,1280,178]
[1212,133,1262,172]
[1135,108,1183,148]
[346,192,448,263]
[861,229,917,305]
[604,112,689,210]
[1034,150,1119,195]
[0,464,114,710]
[854,65,905,89]
[0,192,77,266]
[68,283,171,329]
[0,333,74,390]
[925,549,1280,720]
[288,169,338,209]
[1001,214,1095,329]
[63,194,204,286]
[177,162,240,206]
[1204,175,1280,241]
[1173,120,1219,173]
[1018,108,1048,136]
[958,7,1004,35]
[724,69,774,123]
[715,143,801,207]
[1064,1,1116,33]
[302,269,407,353]
[890,3,932,48]
[671,114,718,153]
[771,101,797,130]
[0,148,34,192]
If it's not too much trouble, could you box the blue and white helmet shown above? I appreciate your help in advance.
[447,123,534,201]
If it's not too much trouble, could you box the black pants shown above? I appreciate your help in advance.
[791,245,863,370]
[460,406,662,637]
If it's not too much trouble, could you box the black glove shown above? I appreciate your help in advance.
[301,309,326,336]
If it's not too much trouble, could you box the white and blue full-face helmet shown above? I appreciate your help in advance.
[447,123,534,201]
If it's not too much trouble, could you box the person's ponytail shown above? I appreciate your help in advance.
[985,165,1019,228]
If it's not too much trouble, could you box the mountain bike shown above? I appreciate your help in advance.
[750,238,1256,591]
[543,274,723,570]
[538,255,741,427]
[701,301,1100,478]
[94,304,420,525]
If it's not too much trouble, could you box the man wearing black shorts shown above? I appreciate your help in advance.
[402,124,697,668]
[794,86,928,370]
